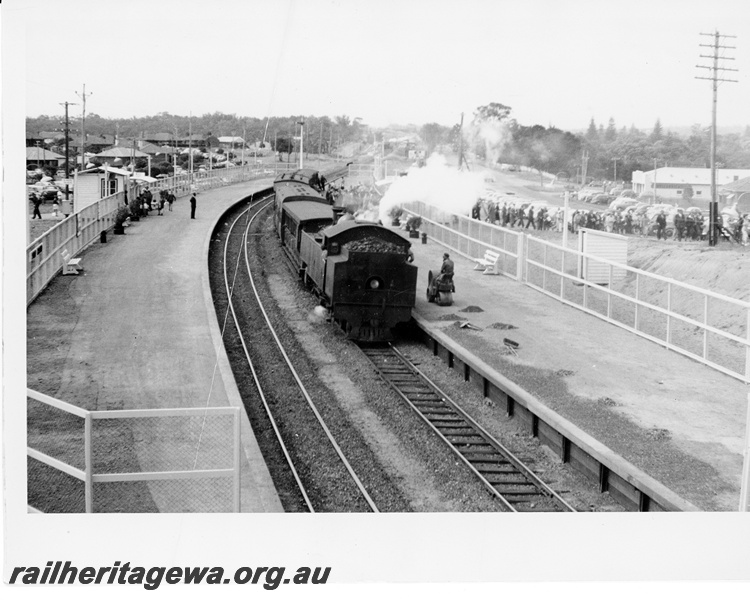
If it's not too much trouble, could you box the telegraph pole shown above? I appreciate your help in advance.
[696,30,738,246]
[76,84,92,171]
[580,149,589,187]
[59,101,78,214]
[298,121,304,169]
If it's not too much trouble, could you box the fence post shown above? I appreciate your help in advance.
[233,408,241,513]
[516,233,525,283]
[740,392,750,511]
[84,412,93,513]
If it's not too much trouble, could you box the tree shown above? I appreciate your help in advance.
[473,102,512,123]
[585,118,599,143]
[471,102,513,164]
[419,122,449,156]
[276,136,293,161]
[650,118,663,141]
[605,118,617,142]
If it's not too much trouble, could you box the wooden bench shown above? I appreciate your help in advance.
[474,249,500,275]
[61,249,82,275]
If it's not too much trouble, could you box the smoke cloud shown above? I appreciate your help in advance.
[378,153,484,223]
[466,119,512,167]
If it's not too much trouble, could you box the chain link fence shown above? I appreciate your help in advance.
[27,390,240,513]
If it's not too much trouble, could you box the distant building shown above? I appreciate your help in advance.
[26,147,65,168]
[218,136,245,149]
[26,131,67,147]
[632,167,750,205]
[720,176,750,213]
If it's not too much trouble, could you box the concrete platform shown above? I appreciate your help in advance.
[26,179,283,513]
[405,227,749,511]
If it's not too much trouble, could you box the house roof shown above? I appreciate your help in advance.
[30,131,66,140]
[139,143,166,155]
[720,176,750,193]
[95,146,149,158]
[218,136,245,144]
[79,166,133,177]
[26,147,64,160]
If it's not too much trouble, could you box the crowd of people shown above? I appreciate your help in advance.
[471,198,750,245]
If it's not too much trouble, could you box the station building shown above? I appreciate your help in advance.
[632,167,750,206]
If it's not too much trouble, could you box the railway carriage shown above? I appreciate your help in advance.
[273,168,417,341]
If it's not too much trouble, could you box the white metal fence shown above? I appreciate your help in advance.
[26,163,289,305]
[404,201,523,279]
[27,389,241,513]
[404,201,750,384]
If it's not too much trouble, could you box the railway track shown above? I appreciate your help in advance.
[215,193,379,512]
[359,344,576,512]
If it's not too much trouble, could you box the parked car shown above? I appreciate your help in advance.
[579,186,605,202]
[609,197,641,211]
[591,194,614,205]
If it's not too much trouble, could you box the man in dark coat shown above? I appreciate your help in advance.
[30,193,42,219]
[190,194,197,219]
[441,253,454,276]
[656,210,667,240]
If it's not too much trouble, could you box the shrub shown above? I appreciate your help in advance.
[114,205,130,226]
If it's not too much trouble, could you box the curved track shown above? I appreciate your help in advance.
[213,193,379,512]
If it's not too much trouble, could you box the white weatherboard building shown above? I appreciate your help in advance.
[632,167,750,205]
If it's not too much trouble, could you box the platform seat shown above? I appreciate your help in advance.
[473,250,500,275]
[61,249,82,275]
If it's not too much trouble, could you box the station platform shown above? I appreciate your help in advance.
[26,179,284,513]
[405,227,749,511]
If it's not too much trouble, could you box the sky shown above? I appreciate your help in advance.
[9,0,750,133]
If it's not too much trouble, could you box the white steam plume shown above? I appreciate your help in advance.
[465,118,512,166]
[378,153,484,224]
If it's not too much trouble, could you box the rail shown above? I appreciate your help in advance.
[403,202,750,384]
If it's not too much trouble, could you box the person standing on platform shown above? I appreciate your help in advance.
[167,192,175,211]
[190,193,197,219]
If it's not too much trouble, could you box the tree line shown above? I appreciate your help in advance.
[419,105,750,183]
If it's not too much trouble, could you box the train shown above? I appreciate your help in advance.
[273,168,418,341]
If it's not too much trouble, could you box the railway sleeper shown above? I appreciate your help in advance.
[448,435,489,445]
[493,486,542,495]
[425,414,464,422]
[473,463,517,474]
[436,427,478,436]
[415,406,455,414]
[459,447,498,456]
[485,474,534,485]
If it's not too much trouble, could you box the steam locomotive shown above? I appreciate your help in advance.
[273,168,417,341]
